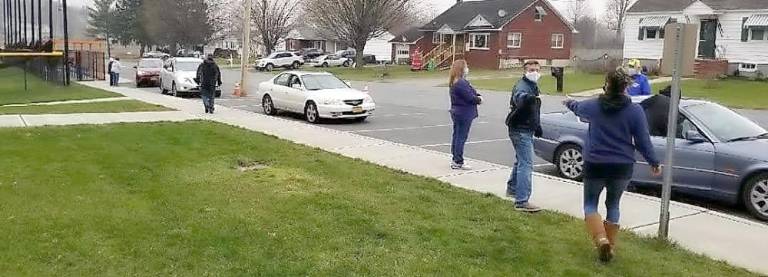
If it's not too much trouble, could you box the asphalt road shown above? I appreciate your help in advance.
[122,66,768,223]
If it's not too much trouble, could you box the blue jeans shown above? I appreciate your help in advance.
[109,72,115,86]
[583,178,630,224]
[201,88,215,113]
[450,114,473,165]
[507,129,533,205]
[113,73,120,86]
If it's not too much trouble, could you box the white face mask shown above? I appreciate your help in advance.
[525,71,541,83]
[628,68,638,76]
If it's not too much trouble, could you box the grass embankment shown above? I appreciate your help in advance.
[0,121,757,275]
[0,67,120,105]
[0,100,172,115]
[652,78,768,109]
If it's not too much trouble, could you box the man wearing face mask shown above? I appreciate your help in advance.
[625,59,651,96]
[504,60,543,213]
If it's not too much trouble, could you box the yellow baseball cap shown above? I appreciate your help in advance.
[626,59,641,68]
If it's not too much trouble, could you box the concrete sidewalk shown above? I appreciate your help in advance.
[0,111,196,128]
[42,81,768,275]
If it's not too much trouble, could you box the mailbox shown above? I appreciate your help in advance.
[551,67,564,93]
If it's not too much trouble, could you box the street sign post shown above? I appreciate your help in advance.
[658,23,693,239]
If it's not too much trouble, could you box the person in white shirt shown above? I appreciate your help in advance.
[112,58,123,87]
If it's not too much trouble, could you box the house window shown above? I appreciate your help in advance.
[740,63,758,72]
[469,33,490,50]
[313,41,324,49]
[751,28,767,41]
[432,33,441,44]
[551,34,564,49]
[534,6,547,21]
[507,32,522,48]
[645,28,660,40]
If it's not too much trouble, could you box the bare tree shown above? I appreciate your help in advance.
[566,0,588,25]
[305,0,412,68]
[606,0,632,39]
[250,0,301,55]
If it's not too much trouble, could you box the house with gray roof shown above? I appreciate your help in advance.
[415,0,575,69]
[624,0,768,76]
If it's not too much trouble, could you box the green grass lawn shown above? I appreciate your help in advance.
[652,78,768,109]
[471,71,606,94]
[0,121,756,275]
[0,100,172,115]
[0,67,120,105]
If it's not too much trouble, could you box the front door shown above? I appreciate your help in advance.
[698,19,718,58]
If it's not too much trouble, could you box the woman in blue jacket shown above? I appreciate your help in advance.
[448,60,482,170]
[564,68,662,262]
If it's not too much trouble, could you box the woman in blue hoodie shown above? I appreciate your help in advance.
[564,68,662,262]
[449,60,482,170]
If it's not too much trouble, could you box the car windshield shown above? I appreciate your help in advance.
[139,60,163,68]
[175,61,200,71]
[685,102,767,142]
[301,75,349,90]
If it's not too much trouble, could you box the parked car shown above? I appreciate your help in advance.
[134,58,163,87]
[143,51,170,59]
[300,48,324,60]
[257,71,375,123]
[534,96,768,221]
[159,57,221,97]
[333,49,377,65]
[307,54,347,67]
[255,52,304,71]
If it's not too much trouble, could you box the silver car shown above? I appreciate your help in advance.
[534,97,768,221]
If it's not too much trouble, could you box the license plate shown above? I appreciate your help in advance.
[352,106,364,113]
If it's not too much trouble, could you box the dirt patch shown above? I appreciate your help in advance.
[236,160,269,172]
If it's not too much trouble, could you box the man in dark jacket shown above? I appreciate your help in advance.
[505,60,544,213]
[108,58,115,86]
[640,85,677,137]
[196,55,222,114]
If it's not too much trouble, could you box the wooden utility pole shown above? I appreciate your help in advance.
[239,0,252,97]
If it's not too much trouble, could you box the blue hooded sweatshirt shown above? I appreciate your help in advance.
[565,96,660,167]
[627,73,651,96]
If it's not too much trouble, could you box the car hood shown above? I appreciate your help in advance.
[309,88,368,100]
[174,71,197,80]
[720,139,768,162]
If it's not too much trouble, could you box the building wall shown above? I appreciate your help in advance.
[364,33,395,62]
[498,0,572,62]
[623,13,685,60]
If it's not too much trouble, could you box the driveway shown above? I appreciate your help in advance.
[122,66,768,223]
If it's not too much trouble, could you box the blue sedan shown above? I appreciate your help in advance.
[534,97,768,221]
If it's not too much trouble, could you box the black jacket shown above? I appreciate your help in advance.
[506,78,542,134]
[196,59,222,90]
[640,94,671,137]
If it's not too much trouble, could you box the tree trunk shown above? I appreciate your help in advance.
[140,44,146,57]
[354,39,366,69]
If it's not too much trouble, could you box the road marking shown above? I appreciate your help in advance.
[352,121,489,133]
[419,138,508,148]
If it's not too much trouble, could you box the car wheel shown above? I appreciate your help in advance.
[265,64,274,72]
[172,82,180,97]
[304,102,320,124]
[743,173,768,221]
[262,94,278,115]
[555,144,584,181]
[343,60,350,67]
[322,62,329,68]
[292,61,301,69]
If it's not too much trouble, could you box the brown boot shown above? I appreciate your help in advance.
[585,213,613,262]
[604,221,620,257]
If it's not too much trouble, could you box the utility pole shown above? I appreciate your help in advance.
[62,0,69,85]
[658,23,685,239]
[47,0,51,39]
[36,0,39,40]
[30,0,34,43]
[239,0,252,97]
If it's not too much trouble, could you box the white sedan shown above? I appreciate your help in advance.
[258,71,375,123]
[307,54,350,67]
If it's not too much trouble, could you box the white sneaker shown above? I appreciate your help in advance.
[451,163,473,170]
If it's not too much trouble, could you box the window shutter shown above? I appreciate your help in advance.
[742,17,749,42]
[638,27,644,40]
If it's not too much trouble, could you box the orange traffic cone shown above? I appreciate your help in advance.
[233,83,242,97]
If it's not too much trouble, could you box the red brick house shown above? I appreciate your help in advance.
[417,0,575,69]
[388,27,424,64]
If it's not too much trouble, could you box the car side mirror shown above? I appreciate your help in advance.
[684,130,707,143]
[291,83,303,90]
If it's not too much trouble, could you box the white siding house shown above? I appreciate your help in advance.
[624,0,768,75]
[363,32,395,63]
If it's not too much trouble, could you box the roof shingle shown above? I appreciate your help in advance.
[628,0,768,13]
[421,0,537,31]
